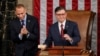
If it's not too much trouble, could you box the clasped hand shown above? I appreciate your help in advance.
[20,26,28,35]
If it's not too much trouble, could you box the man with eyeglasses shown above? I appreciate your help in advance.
[38,6,81,50]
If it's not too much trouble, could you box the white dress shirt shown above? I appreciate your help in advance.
[58,20,66,34]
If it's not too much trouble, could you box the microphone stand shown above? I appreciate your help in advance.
[62,38,64,56]
[62,29,67,56]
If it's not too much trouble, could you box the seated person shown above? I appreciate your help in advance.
[38,6,81,50]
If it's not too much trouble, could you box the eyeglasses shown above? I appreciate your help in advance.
[56,13,66,16]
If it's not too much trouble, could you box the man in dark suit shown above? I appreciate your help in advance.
[9,4,39,56]
[38,6,81,50]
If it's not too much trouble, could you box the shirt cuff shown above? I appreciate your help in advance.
[26,32,30,38]
[18,34,23,40]
[69,39,73,44]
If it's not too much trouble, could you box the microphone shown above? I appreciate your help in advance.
[64,29,67,34]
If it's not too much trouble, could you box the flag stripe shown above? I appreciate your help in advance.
[91,0,97,55]
[72,0,78,10]
[47,0,53,36]
[33,0,40,21]
[53,0,59,23]
[78,0,84,10]
[98,0,100,55]
[40,0,47,44]
[59,0,66,8]
[65,0,72,10]
[98,0,100,20]
[85,0,91,10]
[33,0,40,43]
[91,0,97,12]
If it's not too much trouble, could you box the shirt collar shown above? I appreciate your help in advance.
[23,14,27,21]
[58,20,66,26]
[20,14,27,21]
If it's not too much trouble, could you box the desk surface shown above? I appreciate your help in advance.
[37,46,95,56]
[38,51,91,56]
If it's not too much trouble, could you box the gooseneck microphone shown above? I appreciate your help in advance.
[62,29,67,56]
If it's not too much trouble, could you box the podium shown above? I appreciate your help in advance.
[48,46,82,55]
[38,46,95,56]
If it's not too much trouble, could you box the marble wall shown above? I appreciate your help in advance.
[17,0,33,15]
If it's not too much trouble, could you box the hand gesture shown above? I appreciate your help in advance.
[63,34,73,42]
[20,25,29,35]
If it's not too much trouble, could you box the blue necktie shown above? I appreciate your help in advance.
[21,20,24,26]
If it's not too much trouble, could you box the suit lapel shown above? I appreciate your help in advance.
[65,20,69,34]
[26,16,30,31]
[15,19,22,33]
[55,22,61,37]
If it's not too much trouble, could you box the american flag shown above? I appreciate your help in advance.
[33,0,99,54]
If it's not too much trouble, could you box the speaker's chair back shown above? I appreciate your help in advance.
[66,10,95,49]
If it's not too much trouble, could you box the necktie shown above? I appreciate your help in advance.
[21,20,24,26]
[21,20,26,39]
[61,24,64,38]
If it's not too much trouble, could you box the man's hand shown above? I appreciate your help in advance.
[20,26,29,35]
[38,44,47,50]
[63,34,73,42]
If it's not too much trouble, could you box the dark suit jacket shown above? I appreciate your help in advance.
[9,14,39,56]
[44,20,81,47]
